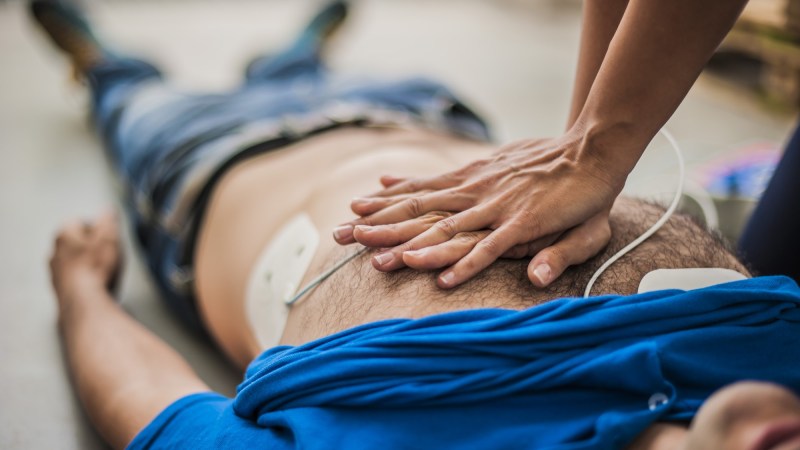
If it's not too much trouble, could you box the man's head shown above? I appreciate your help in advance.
[683,381,800,449]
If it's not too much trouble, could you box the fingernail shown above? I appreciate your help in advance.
[404,249,424,258]
[440,272,455,286]
[354,225,373,233]
[374,253,395,266]
[333,225,353,240]
[533,264,551,285]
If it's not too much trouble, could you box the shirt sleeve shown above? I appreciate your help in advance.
[126,392,287,450]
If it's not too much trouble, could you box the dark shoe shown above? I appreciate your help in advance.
[29,0,106,73]
[301,0,350,49]
[244,1,350,81]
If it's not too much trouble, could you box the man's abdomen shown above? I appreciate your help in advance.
[194,126,491,367]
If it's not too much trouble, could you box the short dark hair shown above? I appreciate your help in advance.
[558,197,749,297]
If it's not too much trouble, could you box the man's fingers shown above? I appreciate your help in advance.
[57,219,90,245]
[92,210,121,250]
[92,210,119,240]
[402,230,490,270]
[95,211,123,291]
[437,225,519,288]
[352,212,450,247]
[527,215,611,288]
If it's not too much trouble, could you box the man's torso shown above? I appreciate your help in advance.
[193,126,749,368]
[195,126,510,365]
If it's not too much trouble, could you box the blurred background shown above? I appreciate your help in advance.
[0,0,797,448]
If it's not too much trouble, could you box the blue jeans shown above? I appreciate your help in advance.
[87,39,491,333]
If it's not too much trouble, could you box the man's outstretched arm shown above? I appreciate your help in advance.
[50,212,209,449]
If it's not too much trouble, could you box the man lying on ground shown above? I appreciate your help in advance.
[33,1,800,449]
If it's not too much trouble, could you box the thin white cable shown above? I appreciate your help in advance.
[285,245,368,306]
[583,128,685,298]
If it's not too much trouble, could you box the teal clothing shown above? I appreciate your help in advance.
[129,276,800,449]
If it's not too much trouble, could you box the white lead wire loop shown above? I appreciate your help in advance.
[286,245,369,306]
[583,128,686,298]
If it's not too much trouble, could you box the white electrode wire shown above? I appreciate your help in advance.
[286,245,368,306]
[583,128,685,298]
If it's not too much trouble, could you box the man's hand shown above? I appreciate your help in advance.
[332,133,622,289]
[49,210,122,309]
[47,211,211,449]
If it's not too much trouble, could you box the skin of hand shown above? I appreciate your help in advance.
[50,210,121,314]
[334,0,748,289]
[333,132,620,289]
[49,211,210,448]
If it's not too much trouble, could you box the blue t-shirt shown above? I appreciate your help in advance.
[128,276,800,449]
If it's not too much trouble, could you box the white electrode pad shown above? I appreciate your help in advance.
[637,268,748,294]
[245,213,320,348]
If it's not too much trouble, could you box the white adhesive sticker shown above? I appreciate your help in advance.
[637,268,747,294]
[245,213,320,349]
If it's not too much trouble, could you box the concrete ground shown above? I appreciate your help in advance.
[0,0,795,448]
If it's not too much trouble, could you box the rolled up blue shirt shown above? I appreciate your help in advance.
[129,276,800,449]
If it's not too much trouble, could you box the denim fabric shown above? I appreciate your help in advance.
[87,48,491,332]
